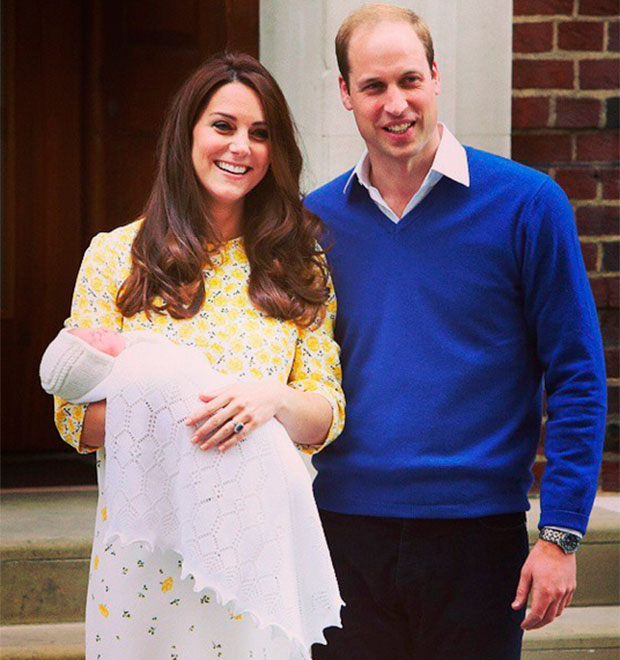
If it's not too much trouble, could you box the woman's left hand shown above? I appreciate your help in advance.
[185,378,286,452]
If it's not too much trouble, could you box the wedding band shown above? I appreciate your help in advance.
[232,421,245,434]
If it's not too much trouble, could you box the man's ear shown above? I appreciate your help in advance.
[432,62,441,96]
[339,76,354,111]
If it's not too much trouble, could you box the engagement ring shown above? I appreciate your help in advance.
[232,421,245,434]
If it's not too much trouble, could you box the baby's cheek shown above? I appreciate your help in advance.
[103,335,126,357]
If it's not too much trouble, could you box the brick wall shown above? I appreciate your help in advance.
[512,0,619,491]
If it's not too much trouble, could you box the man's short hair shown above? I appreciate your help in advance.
[335,4,435,88]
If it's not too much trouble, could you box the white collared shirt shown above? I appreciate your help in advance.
[343,123,470,223]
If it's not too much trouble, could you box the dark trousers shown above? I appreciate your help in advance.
[313,510,529,660]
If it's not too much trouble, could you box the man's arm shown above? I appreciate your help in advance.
[512,178,606,629]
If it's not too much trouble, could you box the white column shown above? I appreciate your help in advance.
[261,0,513,190]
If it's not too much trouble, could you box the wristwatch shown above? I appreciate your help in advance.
[539,527,581,554]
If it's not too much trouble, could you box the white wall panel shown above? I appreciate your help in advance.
[261,0,512,188]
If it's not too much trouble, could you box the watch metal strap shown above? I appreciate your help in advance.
[539,526,580,553]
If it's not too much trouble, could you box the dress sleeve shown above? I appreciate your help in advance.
[54,232,125,453]
[287,275,345,454]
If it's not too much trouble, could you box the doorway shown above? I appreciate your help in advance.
[1,0,259,486]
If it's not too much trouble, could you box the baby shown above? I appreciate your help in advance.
[40,326,343,658]
[40,327,175,403]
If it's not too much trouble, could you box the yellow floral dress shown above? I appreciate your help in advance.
[54,220,345,660]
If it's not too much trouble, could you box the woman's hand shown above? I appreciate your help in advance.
[185,378,286,452]
[80,400,106,450]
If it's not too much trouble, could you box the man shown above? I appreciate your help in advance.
[305,5,606,659]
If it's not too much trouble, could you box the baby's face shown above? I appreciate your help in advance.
[70,327,126,357]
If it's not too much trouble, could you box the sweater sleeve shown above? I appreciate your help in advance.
[54,232,125,453]
[520,178,606,535]
[287,275,345,454]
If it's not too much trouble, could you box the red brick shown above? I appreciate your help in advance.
[578,0,618,16]
[580,241,599,269]
[609,21,619,52]
[606,347,620,377]
[603,241,620,270]
[539,418,547,447]
[579,59,620,89]
[559,21,605,50]
[554,167,599,198]
[514,22,554,53]
[513,60,575,89]
[512,97,550,128]
[608,384,619,412]
[512,133,572,164]
[576,130,620,161]
[606,97,619,128]
[577,205,620,234]
[599,308,619,345]
[605,423,619,452]
[605,347,620,378]
[555,97,601,127]
[514,0,574,15]
[600,168,620,199]
[589,276,620,307]
[602,458,619,492]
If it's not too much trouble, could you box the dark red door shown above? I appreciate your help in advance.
[1,0,258,482]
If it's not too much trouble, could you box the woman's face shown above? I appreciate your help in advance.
[191,82,270,213]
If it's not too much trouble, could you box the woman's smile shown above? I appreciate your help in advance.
[192,82,270,219]
[214,160,252,175]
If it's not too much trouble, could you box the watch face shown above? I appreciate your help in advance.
[540,528,580,553]
[562,534,580,553]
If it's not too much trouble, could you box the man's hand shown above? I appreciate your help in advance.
[511,539,576,630]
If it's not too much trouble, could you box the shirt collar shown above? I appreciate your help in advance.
[342,123,470,194]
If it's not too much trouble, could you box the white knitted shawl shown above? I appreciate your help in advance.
[85,336,343,658]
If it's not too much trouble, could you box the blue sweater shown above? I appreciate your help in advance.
[305,147,606,535]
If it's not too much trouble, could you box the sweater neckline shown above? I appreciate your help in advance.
[349,174,451,234]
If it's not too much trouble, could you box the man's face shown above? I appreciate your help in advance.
[340,20,441,170]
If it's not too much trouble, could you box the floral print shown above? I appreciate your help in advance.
[52,220,344,659]
[55,220,343,454]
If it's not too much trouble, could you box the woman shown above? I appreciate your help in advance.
[54,52,344,659]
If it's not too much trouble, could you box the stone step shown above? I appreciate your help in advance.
[1,607,618,659]
[0,622,84,660]
[1,489,618,625]
[522,606,620,659]
[1,488,95,625]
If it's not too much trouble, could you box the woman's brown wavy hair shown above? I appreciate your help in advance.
[117,52,329,327]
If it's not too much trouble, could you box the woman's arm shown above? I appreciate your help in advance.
[54,231,125,453]
[275,384,334,446]
[80,400,107,450]
[186,274,345,453]
[185,377,333,452]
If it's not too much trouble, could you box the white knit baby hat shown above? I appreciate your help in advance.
[39,328,115,402]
